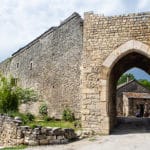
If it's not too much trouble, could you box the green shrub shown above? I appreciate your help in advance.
[7,112,29,124]
[74,120,81,128]
[0,74,38,114]
[62,108,75,122]
[43,116,54,121]
[26,113,35,121]
[30,124,37,129]
[16,88,38,103]
[39,104,48,116]
[0,75,19,113]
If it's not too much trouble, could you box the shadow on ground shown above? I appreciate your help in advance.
[111,117,150,135]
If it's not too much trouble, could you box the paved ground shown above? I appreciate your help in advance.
[25,117,150,150]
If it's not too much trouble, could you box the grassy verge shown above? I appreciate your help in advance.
[5,112,81,130]
[1,145,27,150]
[28,120,78,130]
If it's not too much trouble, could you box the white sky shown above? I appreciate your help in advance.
[0,0,150,61]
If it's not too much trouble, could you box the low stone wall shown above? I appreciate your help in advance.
[0,114,77,146]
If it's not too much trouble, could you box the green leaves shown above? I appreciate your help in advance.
[62,108,75,122]
[0,74,38,113]
[39,104,48,116]
[0,75,19,113]
[118,73,135,85]
[138,79,150,90]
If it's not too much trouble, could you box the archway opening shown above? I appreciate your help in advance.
[109,51,150,133]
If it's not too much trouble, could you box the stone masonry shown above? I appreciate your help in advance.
[0,114,77,146]
[81,12,150,134]
[1,11,150,134]
[0,12,83,119]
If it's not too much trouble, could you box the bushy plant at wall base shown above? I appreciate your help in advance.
[62,108,75,122]
[0,74,19,113]
[0,74,38,113]
[39,103,48,116]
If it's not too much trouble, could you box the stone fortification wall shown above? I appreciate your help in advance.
[0,114,77,146]
[81,12,150,134]
[0,12,83,118]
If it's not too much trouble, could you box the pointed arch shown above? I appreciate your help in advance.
[102,40,150,69]
[103,40,150,131]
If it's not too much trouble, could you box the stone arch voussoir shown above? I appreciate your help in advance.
[102,40,150,70]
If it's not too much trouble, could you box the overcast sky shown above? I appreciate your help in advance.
[0,0,150,79]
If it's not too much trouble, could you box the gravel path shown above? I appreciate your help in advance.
[25,133,150,150]
[25,118,150,150]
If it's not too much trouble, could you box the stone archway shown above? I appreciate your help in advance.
[81,40,150,134]
[102,40,150,131]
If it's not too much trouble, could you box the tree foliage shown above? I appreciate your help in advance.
[0,74,38,113]
[118,73,150,90]
[117,73,135,85]
[138,79,150,90]
[0,74,19,113]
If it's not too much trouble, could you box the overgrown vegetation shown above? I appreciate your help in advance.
[0,74,38,113]
[8,112,35,124]
[39,103,48,117]
[0,74,81,132]
[117,73,135,85]
[62,107,75,122]
[1,145,27,150]
[0,74,19,113]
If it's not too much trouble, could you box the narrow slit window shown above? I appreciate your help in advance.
[17,63,19,68]
[30,62,33,70]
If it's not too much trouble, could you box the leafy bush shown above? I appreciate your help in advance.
[39,104,48,116]
[16,88,38,103]
[7,112,29,124]
[0,74,19,113]
[43,116,53,121]
[0,74,38,113]
[74,120,81,128]
[26,113,35,121]
[62,108,75,122]
[118,73,135,85]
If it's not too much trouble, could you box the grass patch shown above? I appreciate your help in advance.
[28,120,76,129]
[1,145,27,150]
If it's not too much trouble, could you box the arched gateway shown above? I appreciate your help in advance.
[0,11,150,135]
[81,12,150,134]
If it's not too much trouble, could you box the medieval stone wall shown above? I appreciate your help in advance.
[81,12,150,134]
[0,13,83,118]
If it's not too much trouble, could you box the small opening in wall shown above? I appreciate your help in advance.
[30,62,33,70]
[17,63,19,68]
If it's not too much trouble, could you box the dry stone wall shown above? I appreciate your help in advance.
[0,114,77,147]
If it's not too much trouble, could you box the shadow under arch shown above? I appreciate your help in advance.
[108,51,150,132]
